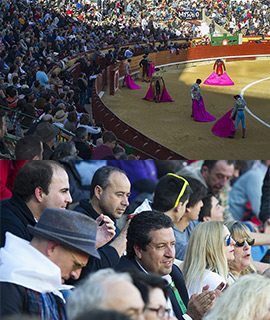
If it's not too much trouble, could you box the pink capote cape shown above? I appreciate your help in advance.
[212,108,236,137]
[192,97,216,122]
[203,72,234,86]
[149,63,156,79]
[123,75,141,90]
[142,85,174,102]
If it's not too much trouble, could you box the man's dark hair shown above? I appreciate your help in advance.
[196,79,202,84]
[67,111,78,122]
[102,131,117,144]
[90,166,126,199]
[130,271,169,304]
[43,103,53,114]
[184,177,207,208]
[202,160,235,173]
[152,174,192,212]
[13,160,65,202]
[198,194,214,221]
[5,86,16,98]
[75,126,88,139]
[15,135,42,160]
[126,210,173,259]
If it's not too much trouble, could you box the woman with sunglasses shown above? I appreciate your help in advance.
[182,221,235,297]
[224,220,256,280]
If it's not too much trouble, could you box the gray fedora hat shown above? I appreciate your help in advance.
[27,208,100,258]
[34,122,60,143]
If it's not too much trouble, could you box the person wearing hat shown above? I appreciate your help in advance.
[54,109,68,128]
[0,208,100,319]
[34,121,60,159]
[0,160,126,280]
[22,87,35,102]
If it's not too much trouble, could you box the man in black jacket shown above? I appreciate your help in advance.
[0,160,72,247]
[0,160,121,276]
[75,165,131,240]
[74,166,132,280]
[115,211,217,320]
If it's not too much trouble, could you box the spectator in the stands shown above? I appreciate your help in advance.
[0,109,12,157]
[50,141,79,160]
[74,126,92,160]
[67,269,145,320]
[15,135,43,160]
[36,64,50,89]
[34,122,60,160]
[54,110,68,128]
[64,111,78,133]
[91,131,117,160]
[229,161,270,221]
[198,194,225,222]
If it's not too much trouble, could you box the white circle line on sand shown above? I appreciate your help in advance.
[240,77,270,128]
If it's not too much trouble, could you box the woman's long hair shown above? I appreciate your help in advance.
[182,221,229,293]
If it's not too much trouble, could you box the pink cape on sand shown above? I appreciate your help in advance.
[123,75,141,90]
[192,97,216,122]
[149,63,156,79]
[212,108,236,137]
[203,72,234,86]
[142,85,174,102]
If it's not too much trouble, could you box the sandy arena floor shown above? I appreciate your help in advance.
[102,59,270,159]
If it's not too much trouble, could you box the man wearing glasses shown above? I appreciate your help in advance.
[0,208,100,319]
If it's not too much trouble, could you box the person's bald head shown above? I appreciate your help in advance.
[42,114,54,123]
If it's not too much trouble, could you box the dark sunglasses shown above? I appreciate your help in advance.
[235,238,255,247]
[225,235,233,246]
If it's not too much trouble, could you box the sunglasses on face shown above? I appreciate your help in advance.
[167,173,189,207]
[235,238,255,247]
[224,235,233,246]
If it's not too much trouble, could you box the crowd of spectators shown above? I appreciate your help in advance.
[0,160,270,320]
[204,0,270,37]
[0,0,270,161]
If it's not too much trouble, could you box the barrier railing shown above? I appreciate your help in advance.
[90,41,270,160]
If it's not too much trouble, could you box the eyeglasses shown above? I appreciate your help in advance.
[224,235,233,246]
[145,306,171,319]
[235,238,255,247]
[70,252,87,270]
[167,173,189,207]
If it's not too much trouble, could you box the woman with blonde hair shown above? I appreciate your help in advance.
[182,221,235,297]
[224,220,256,280]
[203,273,270,320]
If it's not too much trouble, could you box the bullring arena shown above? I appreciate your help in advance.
[91,42,270,159]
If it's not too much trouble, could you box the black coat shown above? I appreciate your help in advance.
[0,193,119,281]
[75,140,92,160]
[0,192,35,247]
[75,200,120,238]
[259,166,270,224]
[115,256,189,320]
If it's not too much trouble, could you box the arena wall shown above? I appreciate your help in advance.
[90,41,270,159]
